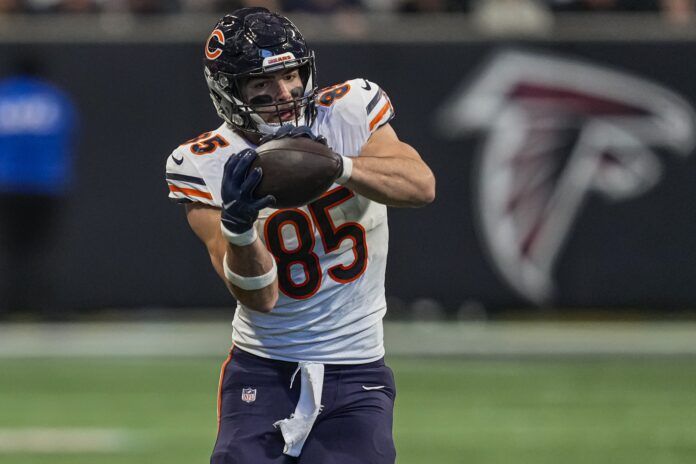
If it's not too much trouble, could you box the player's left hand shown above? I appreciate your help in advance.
[221,149,276,234]
[260,125,328,146]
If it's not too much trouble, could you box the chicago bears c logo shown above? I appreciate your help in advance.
[438,50,696,304]
[205,29,225,60]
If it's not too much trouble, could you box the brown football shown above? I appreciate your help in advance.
[252,137,343,208]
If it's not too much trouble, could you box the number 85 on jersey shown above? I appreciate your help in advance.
[262,186,370,300]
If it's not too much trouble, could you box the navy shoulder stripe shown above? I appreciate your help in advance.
[166,172,206,186]
[366,88,384,115]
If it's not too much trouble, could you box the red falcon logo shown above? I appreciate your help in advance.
[438,50,696,304]
[205,29,225,61]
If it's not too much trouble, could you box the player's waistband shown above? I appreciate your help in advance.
[230,346,385,372]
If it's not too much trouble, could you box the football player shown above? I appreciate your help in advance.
[165,7,435,464]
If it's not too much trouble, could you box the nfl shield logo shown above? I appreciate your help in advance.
[241,388,256,403]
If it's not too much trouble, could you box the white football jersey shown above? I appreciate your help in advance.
[165,78,395,363]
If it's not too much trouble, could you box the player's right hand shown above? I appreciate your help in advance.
[221,149,276,234]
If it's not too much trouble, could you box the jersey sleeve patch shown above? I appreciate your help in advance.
[165,149,216,206]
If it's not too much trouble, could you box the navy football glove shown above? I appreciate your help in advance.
[260,125,328,146]
[221,149,276,234]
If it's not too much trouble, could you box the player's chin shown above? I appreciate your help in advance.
[280,109,298,122]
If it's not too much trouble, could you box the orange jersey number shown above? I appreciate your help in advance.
[185,132,230,155]
[318,83,351,107]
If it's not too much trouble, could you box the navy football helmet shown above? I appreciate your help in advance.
[203,8,318,136]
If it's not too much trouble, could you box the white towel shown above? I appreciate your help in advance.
[273,362,325,457]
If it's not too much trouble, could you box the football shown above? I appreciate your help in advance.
[252,137,343,208]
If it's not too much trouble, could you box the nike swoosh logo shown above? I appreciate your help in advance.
[362,385,385,391]
[361,79,371,91]
[172,155,184,165]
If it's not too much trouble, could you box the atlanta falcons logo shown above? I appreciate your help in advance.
[438,50,696,304]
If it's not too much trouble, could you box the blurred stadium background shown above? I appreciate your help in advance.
[1,2,696,463]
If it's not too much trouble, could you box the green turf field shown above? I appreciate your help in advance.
[1,357,695,464]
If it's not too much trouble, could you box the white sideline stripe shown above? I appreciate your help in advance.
[386,322,696,357]
[0,322,231,357]
[1,321,696,357]
[0,428,129,453]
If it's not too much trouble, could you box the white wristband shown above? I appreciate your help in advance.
[223,253,277,290]
[221,223,258,246]
[336,155,353,185]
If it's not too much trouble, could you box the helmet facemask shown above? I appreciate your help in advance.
[206,53,317,137]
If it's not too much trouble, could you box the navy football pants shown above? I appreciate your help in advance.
[211,347,397,464]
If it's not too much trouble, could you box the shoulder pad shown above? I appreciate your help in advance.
[316,78,395,135]
[165,146,215,205]
[165,134,218,206]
